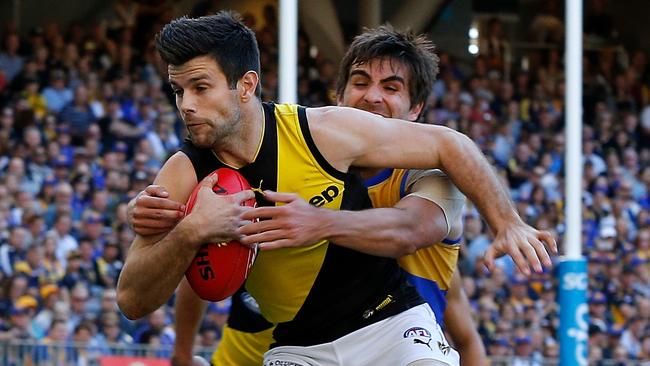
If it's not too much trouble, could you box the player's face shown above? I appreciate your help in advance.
[169,55,241,148]
[338,58,423,121]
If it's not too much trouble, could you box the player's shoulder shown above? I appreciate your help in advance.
[154,151,197,200]
[305,105,372,125]
[161,150,194,171]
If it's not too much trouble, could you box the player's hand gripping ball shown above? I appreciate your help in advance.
[184,168,258,301]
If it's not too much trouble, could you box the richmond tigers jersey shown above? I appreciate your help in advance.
[364,168,465,324]
[181,102,423,348]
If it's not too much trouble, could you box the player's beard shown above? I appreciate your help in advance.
[189,105,242,149]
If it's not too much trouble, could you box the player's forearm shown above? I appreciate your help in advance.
[322,207,437,257]
[437,130,522,233]
[445,272,488,365]
[173,279,208,362]
[456,337,488,366]
[117,221,201,319]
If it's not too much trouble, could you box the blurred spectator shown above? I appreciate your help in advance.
[132,307,174,346]
[32,283,60,338]
[511,335,541,366]
[47,213,78,268]
[527,0,564,44]
[41,70,73,114]
[0,33,24,84]
[585,0,616,42]
[94,311,133,353]
[65,283,92,332]
[69,321,102,364]
[58,84,98,145]
[479,17,509,71]
[34,318,71,364]
[96,241,123,288]
[620,316,646,358]
[0,226,29,275]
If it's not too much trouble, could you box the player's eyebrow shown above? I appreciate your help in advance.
[188,74,210,83]
[349,70,405,85]
[349,70,371,79]
[379,75,405,85]
[169,74,211,87]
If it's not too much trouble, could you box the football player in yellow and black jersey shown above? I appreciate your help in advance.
[119,12,556,366]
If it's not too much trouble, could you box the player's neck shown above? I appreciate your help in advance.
[212,99,265,169]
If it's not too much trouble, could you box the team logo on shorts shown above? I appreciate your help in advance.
[403,327,433,350]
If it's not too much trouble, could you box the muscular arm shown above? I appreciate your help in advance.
[240,169,459,257]
[308,107,519,232]
[240,193,447,257]
[307,107,556,274]
[325,195,447,256]
[444,271,487,366]
[117,153,254,319]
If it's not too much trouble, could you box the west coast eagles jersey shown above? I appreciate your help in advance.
[181,102,423,348]
[364,168,465,324]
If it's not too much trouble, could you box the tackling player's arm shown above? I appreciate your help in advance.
[444,270,487,366]
[128,185,185,236]
[242,192,446,257]
[116,152,255,319]
[321,169,463,256]
[306,106,556,274]
[240,171,458,258]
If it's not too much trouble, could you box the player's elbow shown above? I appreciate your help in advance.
[395,218,446,257]
[393,239,419,257]
[436,128,476,161]
[116,287,147,320]
[392,226,430,257]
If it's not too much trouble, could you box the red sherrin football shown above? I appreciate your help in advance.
[184,168,257,301]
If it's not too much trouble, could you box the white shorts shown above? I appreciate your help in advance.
[263,304,459,366]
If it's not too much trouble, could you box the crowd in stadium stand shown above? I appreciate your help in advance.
[0,1,649,364]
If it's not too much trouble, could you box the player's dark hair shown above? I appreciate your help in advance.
[336,25,439,108]
[156,11,261,97]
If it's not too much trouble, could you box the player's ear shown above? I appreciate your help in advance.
[238,71,259,102]
[407,102,425,121]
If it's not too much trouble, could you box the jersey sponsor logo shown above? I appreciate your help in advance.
[308,185,340,207]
